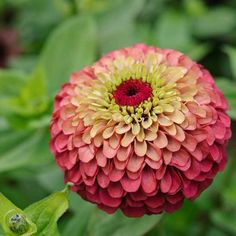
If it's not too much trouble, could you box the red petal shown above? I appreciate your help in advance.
[107,182,124,198]
[145,196,165,208]
[97,171,110,188]
[120,174,141,192]
[99,189,121,207]
[160,171,172,193]
[109,168,125,182]
[141,168,157,194]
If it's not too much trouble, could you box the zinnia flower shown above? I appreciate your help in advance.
[50,44,231,217]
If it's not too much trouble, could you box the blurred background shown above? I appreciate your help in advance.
[0,0,236,235]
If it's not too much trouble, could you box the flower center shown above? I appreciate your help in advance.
[113,79,152,106]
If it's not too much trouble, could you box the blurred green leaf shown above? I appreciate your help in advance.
[224,46,236,80]
[88,210,162,236]
[97,0,146,53]
[24,188,69,236]
[154,10,210,60]
[36,14,97,97]
[62,193,95,236]
[15,0,66,52]
[216,78,236,119]
[207,228,228,236]
[193,7,236,37]
[211,210,236,234]
[154,11,192,51]
[76,0,110,13]
[183,0,207,16]
[0,129,51,173]
[37,165,64,193]
[0,70,26,97]
[0,69,48,120]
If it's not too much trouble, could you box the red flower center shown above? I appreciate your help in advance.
[113,79,152,106]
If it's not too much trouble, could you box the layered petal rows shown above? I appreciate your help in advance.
[50,44,231,217]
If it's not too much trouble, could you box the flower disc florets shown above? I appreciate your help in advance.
[50,44,231,217]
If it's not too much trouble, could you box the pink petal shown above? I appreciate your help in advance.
[127,155,144,173]
[109,168,125,182]
[163,124,177,136]
[65,166,81,183]
[171,149,190,167]
[107,182,124,198]
[103,141,118,159]
[182,133,197,152]
[210,144,220,161]
[97,171,110,188]
[80,159,98,177]
[189,129,208,142]
[69,149,78,166]
[117,145,131,161]
[99,189,121,207]
[55,134,68,152]
[114,158,127,170]
[134,140,147,157]
[145,196,165,208]
[191,147,203,161]
[98,204,117,214]
[62,118,76,135]
[141,168,157,194]
[218,111,231,128]
[163,149,172,165]
[184,159,201,180]
[146,143,162,161]
[109,134,120,149]
[160,171,172,193]
[166,192,183,204]
[168,169,182,194]
[183,182,198,198]
[73,135,85,148]
[201,159,213,172]
[120,175,141,192]
[121,206,146,217]
[78,146,94,163]
[167,137,181,152]
[95,149,107,167]
[174,125,186,142]
[213,121,226,140]
[145,158,162,169]
[156,165,166,180]
[154,131,168,148]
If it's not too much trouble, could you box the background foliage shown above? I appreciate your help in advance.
[0,0,236,235]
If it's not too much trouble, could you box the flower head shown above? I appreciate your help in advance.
[50,44,231,217]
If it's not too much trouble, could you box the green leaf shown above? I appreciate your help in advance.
[0,69,48,119]
[97,0,146,53]
[193,7,236,37]
[15,0,66,51]
[0,129,51,173]
[37,165,64,193]
[211,210,236,234]
[0,193,37,236]
[36,15,97,97]
[88,210,162,236]
[24,188,69,236]
[153,10,210,61]
[0,70,26,98]
[62,193,95,236]
[224,46,236,80]
[154,11,192,51]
